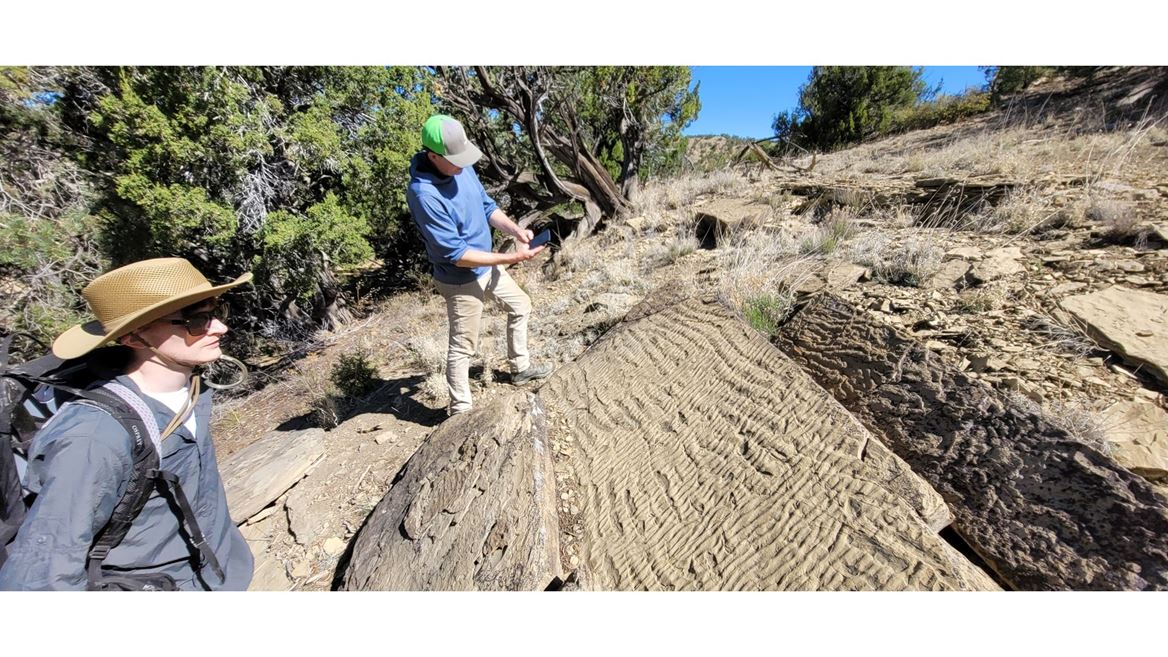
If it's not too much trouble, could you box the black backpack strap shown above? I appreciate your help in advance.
[149,468,225,584]
[70,386,161,592]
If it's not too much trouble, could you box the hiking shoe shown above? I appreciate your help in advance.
[512,362,554,384]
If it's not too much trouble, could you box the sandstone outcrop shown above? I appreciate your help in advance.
[693,199,771,248]
[1060,286,1168,387]
[1101,400,1168,482]
[776,294,1168,590]
[540,294,997,591]
[342,392,562,591]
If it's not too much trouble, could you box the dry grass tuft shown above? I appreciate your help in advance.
[405,331,446,374]
[848,232,943,287]
[295,363,344,429]
[1023,314,1101,358]
[576,258,648,296]
[1009,393,1111,455]
[556,236,601,275]
[418,371,447,404]
[799,211,857,256]
[815,118,1166,185]
[632,170,751,233]
[953,287,1005,314]
[643,229,700,270]
[719,229,817,336]
[968,189,1077,235]
[1086,198,1147,244]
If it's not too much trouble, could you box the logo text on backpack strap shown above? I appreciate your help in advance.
[100,382,162,454]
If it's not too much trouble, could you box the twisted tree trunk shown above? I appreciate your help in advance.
[434,66,630,239]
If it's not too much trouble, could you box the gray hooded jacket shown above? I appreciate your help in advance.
[0,375,253,590]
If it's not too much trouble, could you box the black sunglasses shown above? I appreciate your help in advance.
[166,303,229,337]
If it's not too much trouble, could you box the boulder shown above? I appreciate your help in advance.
[970,247,1026,283]
[342,392,563,591]
[1050,282,1088,296]
[776,293,1168,590]
[247,555,294,591]
[1060,286,1168,387]
[946,246,984,260]
[541,294,995,591]
[693,199,771,248]
[826,263,869,290]
[220,428,326,524]
[926,260,972,290]
[284,456,350,548]
[1101,401,1168,482]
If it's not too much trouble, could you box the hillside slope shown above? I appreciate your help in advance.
[214,68,1168,590]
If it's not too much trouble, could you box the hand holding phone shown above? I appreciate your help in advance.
[529,229,552,248]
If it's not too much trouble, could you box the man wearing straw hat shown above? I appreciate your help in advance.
[0,258,254,590]
[407,114,555,416]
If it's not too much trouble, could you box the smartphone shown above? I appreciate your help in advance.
[529,229,552,248]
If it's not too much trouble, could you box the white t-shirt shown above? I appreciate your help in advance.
[143,387,198,437]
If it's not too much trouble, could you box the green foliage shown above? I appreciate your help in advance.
[785,67,929,151]
[889,90,992,133]
[571,66,700,182]
[0,211,95,270]
[983,66,1055,101]
[0,208,94,343]
[75,66,434,337]
[262,193,374,301]
[330,350,379,398]
[773,68,996,152]
[105,175,237,254]
[744,295,790,338]
[799,216,856,255]
[441,66,699,202]
[0,67,106,346]
[982,67,1101,103]
[0,67,30,95]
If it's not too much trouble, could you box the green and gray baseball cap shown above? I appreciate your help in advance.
[421,114,483,168]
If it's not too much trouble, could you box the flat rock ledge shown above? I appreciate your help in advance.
[1060,286,1168,387]
[221,428,326,525]
[776,293,1168,590]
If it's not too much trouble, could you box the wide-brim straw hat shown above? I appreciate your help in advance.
[52,258,253,360]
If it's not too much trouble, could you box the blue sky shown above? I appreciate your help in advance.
[683,66,989,139]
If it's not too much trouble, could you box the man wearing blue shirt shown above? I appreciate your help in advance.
[406,115,553,415]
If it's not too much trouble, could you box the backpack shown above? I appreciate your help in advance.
[1,334,224,591]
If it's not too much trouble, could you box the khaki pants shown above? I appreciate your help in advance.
[434,266,531,414]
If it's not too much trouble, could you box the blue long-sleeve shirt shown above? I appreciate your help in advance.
[406,151,499,285]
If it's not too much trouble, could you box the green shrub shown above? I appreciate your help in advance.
[744,295,791,337]
[330,350,378,398]
[890,91,992,133]
[799,215,856,256]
